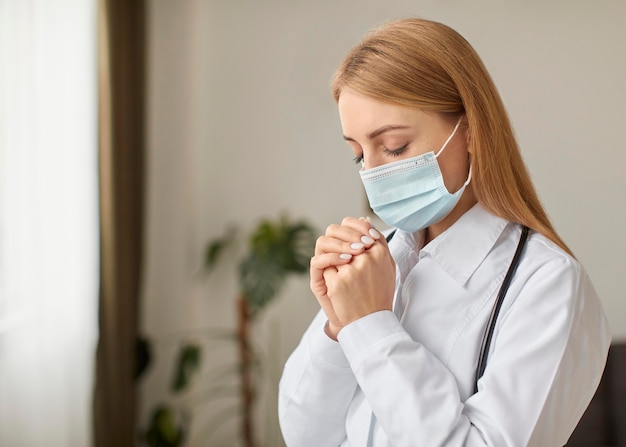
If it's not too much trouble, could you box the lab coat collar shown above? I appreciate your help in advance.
[425,203,509,286]
[392,203,510,287]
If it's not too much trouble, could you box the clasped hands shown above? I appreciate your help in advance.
[310,217,396,340]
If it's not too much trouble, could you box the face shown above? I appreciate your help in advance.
[338,88,470,194]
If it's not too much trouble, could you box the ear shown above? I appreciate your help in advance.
[462,114,472,154]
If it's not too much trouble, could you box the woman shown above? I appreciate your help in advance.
[278,18,610,446]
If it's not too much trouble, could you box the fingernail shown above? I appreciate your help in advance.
[361,235,375,245]
[369,228,381,239]
[339,253,352,260]
[350,242,365,250]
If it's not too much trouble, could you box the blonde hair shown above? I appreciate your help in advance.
[332,18,573,256]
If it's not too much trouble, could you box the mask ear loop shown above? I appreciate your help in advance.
[435,116,463,158]
[435,116,472,188]
[462,164,473,187]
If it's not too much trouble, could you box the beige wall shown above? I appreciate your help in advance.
[141,1,626,444]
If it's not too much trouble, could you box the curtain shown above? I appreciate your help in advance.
[0,1,99,446]
[93,0,146,446]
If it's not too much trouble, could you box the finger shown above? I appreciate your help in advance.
[322,266,343,299]
[322,265,337,282]
[341,216,382,242]
[314,233,371,257]
[324,222,373,244]
[352,235,396,272]
[319,221,380,254]
[310,252,353,272]
[310,253,352,299]
[364,216,383,240]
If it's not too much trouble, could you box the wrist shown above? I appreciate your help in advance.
[324,320,341,341]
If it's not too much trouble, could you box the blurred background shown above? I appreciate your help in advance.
[1,0,625,446]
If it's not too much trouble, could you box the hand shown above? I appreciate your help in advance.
[310,217,395,339]
[323,225,396,330]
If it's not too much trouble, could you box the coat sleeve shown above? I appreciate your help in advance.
[336,256,611,446]
[278,310,358,447]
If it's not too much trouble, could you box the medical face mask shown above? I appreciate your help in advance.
[359,118,471,233]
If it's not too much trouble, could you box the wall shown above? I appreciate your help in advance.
[141,1,626,445]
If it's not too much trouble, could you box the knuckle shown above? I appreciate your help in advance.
[341,216,354,226]
[326,223,339,235]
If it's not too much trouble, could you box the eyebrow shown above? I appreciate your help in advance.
[343,125,411,142]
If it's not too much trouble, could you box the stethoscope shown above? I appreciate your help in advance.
[473,224,529,392]
[364,225,530,446]
[385,224,530,393]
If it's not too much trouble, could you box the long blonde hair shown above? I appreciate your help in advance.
[332,18,573,256]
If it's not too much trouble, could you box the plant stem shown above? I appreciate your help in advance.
[238,295,256,447]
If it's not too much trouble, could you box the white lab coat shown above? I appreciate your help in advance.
[278,204,611,446]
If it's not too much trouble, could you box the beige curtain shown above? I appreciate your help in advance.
[93,0,146,445]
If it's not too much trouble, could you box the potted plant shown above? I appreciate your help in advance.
[139,214,316,447]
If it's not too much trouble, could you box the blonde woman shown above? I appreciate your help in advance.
[278,18,610,446]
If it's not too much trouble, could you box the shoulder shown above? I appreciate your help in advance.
[518,231,603,307]
[509,228,588,303]
[501,228,609,342]
[523,230,582,276]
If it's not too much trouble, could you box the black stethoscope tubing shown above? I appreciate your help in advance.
[385,224,531,395]
[474,225,530,392]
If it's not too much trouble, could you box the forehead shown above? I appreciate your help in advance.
[337,89,434,137]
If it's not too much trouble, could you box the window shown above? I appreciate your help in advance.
[0,1,98,445]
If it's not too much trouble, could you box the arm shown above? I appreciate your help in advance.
[337,256,610,446]
[278,310,357,447]
[279,216,388,446]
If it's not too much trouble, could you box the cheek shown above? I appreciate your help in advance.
[439,151,470,193]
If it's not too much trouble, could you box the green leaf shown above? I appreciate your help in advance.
[143,404,185,447]
[238,215,316,314]
[204,226,236,273]
[171,344,202,393]
[239,253,284,313]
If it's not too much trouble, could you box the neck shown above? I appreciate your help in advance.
[423,186,477,245]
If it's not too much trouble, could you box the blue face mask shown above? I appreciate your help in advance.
[359,118,470,233]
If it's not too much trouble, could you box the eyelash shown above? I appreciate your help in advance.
[384,144,409,157]
[352,144,409,165]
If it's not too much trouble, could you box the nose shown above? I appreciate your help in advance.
[361,149,386,170]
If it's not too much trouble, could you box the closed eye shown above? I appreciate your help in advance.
[353,154,364,165]
[384,144,409,157]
